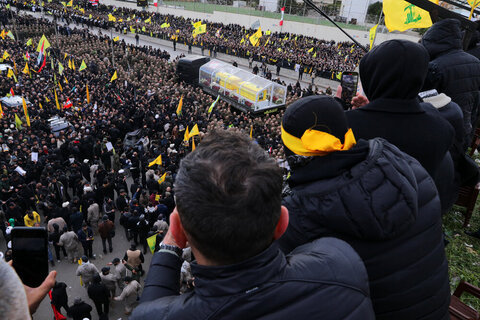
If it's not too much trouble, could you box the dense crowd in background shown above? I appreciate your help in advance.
[5,0,365,79]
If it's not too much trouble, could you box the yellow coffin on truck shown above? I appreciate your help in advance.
[239,82,267,102]
[214,72,242,91]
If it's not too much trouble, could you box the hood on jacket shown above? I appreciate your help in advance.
[421,18,462,59]
[287,139,419,241]
[360,40,429,101]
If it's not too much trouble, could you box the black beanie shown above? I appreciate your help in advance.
[282,95,349,153]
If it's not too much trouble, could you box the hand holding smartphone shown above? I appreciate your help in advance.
[11,227,49,288]
[340,72,359,110]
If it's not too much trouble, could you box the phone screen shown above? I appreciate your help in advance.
[12,227,49,288]
[340,72,359,110]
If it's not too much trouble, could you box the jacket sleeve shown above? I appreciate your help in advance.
[139,251,182,304]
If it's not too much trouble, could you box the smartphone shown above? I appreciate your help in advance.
[11,227,49,288]
[340,72,359,110]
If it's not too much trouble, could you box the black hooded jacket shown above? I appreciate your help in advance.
[346,40,455,214]
[279,138,450,320]
[422,18,480,147]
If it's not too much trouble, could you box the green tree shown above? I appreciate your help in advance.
[367,1,382,17]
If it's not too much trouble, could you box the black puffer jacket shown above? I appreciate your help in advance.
[422,18,480,147]
[278,138,450,320]
[132,239,375,319]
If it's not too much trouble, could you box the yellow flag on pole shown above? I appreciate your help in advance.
[36,34,51,52]
[113,36,119,42]
[249,27,262,46]
[184,126,189,142]
[467,0,480,19]
[0,103,3,119]
[86,83,90,103]
[58,62,64,75]
[250,125,253,139]
[192,137,196,151]
[176,96,183,116]
[383,0,435,32]
[54,88,60,110]
[79,60,87,71]
[157,172,166,185]
[22,62,29,75]
[188,124,199,138]
[15,114,22,129]
[369,24,378,50]
[22,98,30,127]
[148,154,162,167]
[2,50,9,60]
[110,71,117,82]
[147,233,157,254]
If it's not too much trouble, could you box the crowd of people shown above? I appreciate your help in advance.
[9,0,365,80]
[0,1,480,319]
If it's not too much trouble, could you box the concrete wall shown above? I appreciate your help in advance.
[106,0,420,45]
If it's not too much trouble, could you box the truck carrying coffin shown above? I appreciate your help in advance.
[198,59,287,114]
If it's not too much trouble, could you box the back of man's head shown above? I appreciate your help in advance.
[174,130,283,265]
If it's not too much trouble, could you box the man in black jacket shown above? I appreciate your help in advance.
[68,297,93,320]
[279,96,451,320]
[422,18,480,149]
[347,39,456,215]
[87,275,110,317]
[130,130,375,320]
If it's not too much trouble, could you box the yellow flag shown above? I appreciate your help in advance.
[64,76,68,84]
[58,62,64,75]
[2,50,9,60]
[0,103,3,118]
[22,62,29,75]
[157,172,166,185]
[26,38,32,46]
[184,126,189,142]
[142,26,146,32]
[383,0,435,32]
[196,24,206,34]
[148,154,162,167]
[108,14,116,22]
[113,36,119,42]
[147,233,157,254]
[130,26,136,33]
[79,60,87,71]
[66,0,72,6]
[39,102,43,110]
[72,59,75,71]
[193,21,202,28]
[161,22,170,28]
[145,17,151,24]
[7,68,17,82]
[467,0,480,19]
[250,125,253,139]
[249,27,262,46]
[86,83,90,103]
[58,82,63,92]
[22,98,30,127]
[36,34,51,52]
[176,96,183,116]
[307,47,314,53]
[15,114,22,129]
[369,24,378,50]
[68,59,72,69]
[6,31,14,40]
[54,88,60,110]
[240,37,245,44]
[188,124,199,138]
[110,71,117,82]
[192,137,195,151]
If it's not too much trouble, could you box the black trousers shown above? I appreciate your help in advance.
[53,243,67,260]
[94,300,109,316]
[82,241,93,258]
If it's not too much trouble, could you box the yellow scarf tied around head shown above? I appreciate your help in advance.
[281,125,356,157]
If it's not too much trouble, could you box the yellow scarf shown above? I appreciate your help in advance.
[281,125,356,157]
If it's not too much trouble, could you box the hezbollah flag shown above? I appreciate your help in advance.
[58,62,64,75]
[15,113,22,129]
[22,62,29,75]
[113,36,119,42]
[249,27,262,46]
[148,154,162,167]
[36,34,51,52]
[147,233,157,254]
[158,172,166,185]
[188,124,199,138]
[383,0,436,32]
[0,103,3,119]
[110,71,117,82]
[369,24,378,50]
[184,126,189,142]
[79,60,87,71]
[467,0,480,19]
[176,95,183,116]
[22,98,30,127]
[208,96,220,113]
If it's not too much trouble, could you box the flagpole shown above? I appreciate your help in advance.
[110,28,115,68]
[371,10,383,50]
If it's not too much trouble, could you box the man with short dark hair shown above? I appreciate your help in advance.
[130,130,374,319]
